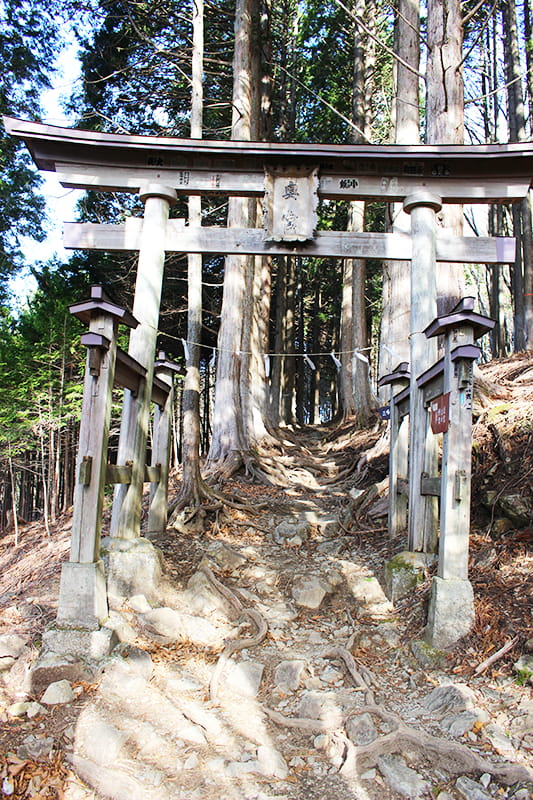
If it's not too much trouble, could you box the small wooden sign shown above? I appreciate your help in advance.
[430,392,450,434]
[264,166,319,242]
[378,405,391,420]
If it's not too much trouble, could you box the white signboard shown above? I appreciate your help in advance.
[263,166,319,242]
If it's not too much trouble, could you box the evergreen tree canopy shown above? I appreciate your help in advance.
[0,0,60,301]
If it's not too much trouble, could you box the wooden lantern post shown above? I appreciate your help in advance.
[424,298,494,647]
[54,287,137,640]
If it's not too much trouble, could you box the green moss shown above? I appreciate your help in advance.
[411,638,447,669]
[515,668,532,687]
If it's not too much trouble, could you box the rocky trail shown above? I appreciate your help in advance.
[1,355,533,800]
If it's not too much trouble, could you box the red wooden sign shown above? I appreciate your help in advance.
[431,393,450,434]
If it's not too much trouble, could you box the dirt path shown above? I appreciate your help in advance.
[1,461,532,800]
[2,350,533,800]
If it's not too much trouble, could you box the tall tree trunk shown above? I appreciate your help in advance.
[489,205,507,356]
[378,0,420,390]
[239,24,273,449]
[208,0,257,473]
[296,259,306,425]
[339,0,375,424]
[426,0,464,311]
[501,0,533,349]
[176,0,210,507]
[270,257,286,426]
[340,255,356,418]
[310,281,321,424]
[281,255,296,425]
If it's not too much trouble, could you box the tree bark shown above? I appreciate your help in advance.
[208,0,258,472]
[281,255,296,425]
[426,0,464,312]
[270,257,286,426]
[378,0,420,390]
[176,0,210,508]
[339,0,375,424]
[500,0,533,350]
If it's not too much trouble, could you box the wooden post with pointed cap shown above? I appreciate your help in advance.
[57,287,137,630]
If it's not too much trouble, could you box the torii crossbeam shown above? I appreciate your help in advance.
[5,115,533,654]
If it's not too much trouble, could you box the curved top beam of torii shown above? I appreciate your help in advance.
[4,116,533,203]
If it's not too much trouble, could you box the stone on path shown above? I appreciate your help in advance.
[297,690,344,727]
[111,643,154,679]
[317,538,349,556]
[424,683,476,715]
[29,652,95,695]
[440,709,489,737]
[455,775,494,800]
[7,701,46,719]
[257,745,288,779]
[0,633,27,670]
[203,541,248,571]
[342,562,393,616]
[139,607,226,647]
[71,755,171,800]
[301,510,339,538]
[274,659,307,691]
[273,518,310,546]
[75,708,127,767]
[483,722,517,758]
[377,754,430,798]
[184,570,231,616]
[17,734,54,760]
[384,551,434,602]
[41,679,74,705]
[345,712,378,745]
[126,594,152,613]
[224,660,264,698]
[292,574,335,609]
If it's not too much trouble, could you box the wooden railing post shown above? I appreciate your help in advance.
[148,352,180,533]
[403,192,442,554]
[378,362,410,539]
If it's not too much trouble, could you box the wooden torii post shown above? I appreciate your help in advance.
[5,117,533,648]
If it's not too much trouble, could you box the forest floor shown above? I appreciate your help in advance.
[0,353,532,800]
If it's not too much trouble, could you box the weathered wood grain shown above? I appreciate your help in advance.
[63,221,515,263]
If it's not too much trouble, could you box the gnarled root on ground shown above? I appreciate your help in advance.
[264,646,533,786]
[199,566,268,703]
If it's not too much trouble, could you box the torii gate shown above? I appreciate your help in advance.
[5,116,533,655]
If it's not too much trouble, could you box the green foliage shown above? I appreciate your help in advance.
[515,668,532,687]
[68,0,235,138]
[0,262,86,456]
[0,0,60,299]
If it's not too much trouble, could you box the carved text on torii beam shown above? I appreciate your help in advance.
[263,166,319,243]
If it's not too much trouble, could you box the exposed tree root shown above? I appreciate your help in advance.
[168,464,260,524]
[263,646,533,786]
[265,705,533,785]
[199,566,268,703]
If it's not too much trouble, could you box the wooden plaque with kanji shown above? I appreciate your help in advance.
[263,166,319,243]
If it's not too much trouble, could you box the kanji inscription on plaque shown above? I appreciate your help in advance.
[430,392,450,434]
[264,166,319,242]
